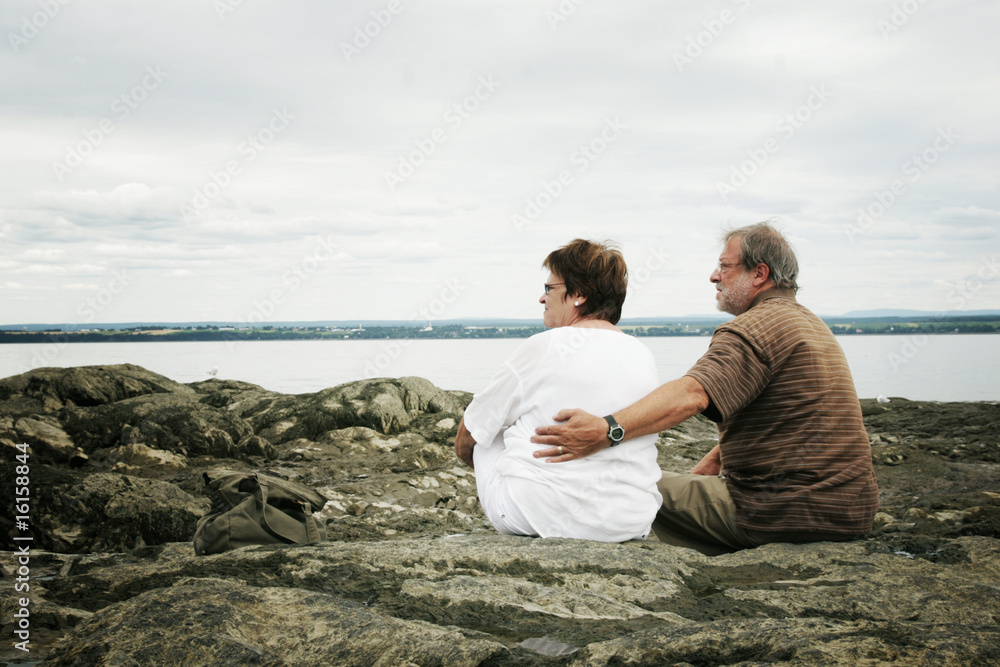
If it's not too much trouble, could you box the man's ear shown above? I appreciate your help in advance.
[751,263,771,287]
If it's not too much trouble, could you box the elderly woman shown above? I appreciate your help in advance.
[454,239,661,542]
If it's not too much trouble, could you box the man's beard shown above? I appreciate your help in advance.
[716,273,755,315]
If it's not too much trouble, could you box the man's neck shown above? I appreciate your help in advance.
[747,285,795,311]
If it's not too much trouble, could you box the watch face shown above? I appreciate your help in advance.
[610,426,625,441]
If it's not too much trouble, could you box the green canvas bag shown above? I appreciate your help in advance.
[193,469,328,556]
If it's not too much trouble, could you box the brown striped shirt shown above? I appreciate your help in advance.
[685,288,879,534]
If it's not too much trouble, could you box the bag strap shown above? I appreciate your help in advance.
[303,503,319,544]
[258,475,328,512]
[253,478,311,545]
[203,469,327,512]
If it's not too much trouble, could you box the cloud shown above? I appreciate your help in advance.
[0,1,996,323]
[932,206,1000,225]
[32,183,178,226]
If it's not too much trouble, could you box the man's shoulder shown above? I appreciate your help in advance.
[733,295,818,331]
[711,297,831,357]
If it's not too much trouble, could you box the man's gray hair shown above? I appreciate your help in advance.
[723,221,799,292]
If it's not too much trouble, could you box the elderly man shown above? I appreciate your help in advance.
[532,222,878,555]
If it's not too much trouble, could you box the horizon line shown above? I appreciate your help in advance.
[4,308,1000,330]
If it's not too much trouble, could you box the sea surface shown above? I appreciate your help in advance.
[0,334,997,402]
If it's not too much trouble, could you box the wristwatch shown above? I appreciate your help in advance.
[603,415,625,447]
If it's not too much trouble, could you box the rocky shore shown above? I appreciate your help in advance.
[1,364,998,666]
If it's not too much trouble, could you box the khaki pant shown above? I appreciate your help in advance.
[650,472,855,556]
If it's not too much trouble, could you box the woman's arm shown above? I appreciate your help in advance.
[454,417,476,469]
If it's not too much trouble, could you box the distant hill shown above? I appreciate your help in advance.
[837,309,1000,319]
[622,315,731,325]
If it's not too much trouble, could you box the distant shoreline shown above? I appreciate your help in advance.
[1,320,999,344]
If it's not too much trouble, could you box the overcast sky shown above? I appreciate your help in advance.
[1,0,998,326]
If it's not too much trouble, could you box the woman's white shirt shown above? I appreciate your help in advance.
[463,327,662,542]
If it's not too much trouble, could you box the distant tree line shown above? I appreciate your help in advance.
[1,318,998,344]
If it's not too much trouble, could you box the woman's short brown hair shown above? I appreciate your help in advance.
[543,239,628,325]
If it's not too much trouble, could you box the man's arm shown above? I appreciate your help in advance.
[691,443,721,476]
[531,376,710,462]
[454,417,476,469]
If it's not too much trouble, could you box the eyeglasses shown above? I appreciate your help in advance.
[715,262,741,273]
[543,282,565,295]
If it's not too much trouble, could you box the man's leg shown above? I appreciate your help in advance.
[651,472,756,556]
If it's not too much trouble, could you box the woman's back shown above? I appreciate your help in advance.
[465,327,662,541]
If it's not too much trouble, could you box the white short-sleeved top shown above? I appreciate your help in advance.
[463,326,662,541]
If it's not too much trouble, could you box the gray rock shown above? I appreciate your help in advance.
[9,535,1000,667]
[42,577,506,667]
[60,392,261,460]
[0,365,273,464]
[10,416,86,465]
[0,364,193,410]
[406,409,468,446]
[574,616,1000,666]
[246,377,471,444]
[655,413,719,472]
[4,365,1000,665]
[106,441,189,472]
[188,377,275,408]
[0,465,208,553]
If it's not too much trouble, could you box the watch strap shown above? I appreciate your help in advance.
[603,415,625,446]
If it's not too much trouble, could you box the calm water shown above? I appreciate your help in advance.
[0,335,997,402]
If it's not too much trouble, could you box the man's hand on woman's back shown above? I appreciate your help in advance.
[531,409,609,462]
